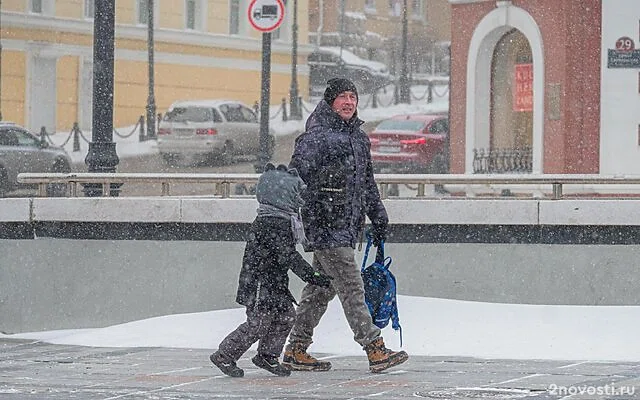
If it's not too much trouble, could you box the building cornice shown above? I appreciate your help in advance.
[1,11,314,56]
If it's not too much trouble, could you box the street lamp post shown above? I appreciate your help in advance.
[288,0,301,120]
[146,0,156,139]
[339,0,345,75]
[0,0,3,121]
[398,0,411,103]
[84,0,119,196]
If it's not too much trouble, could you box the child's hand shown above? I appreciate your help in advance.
[307,271,332,288]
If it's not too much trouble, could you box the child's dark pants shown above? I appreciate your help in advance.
[218,304,296,361]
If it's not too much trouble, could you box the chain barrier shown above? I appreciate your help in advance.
[39,126,74,147]
[358,93,373,109]
[76,127,91,144]
[56,127,75,147]
[113,118,140,139]
[410,86,431,101]
[378,92,397,107]
[432,85,450,98]
[269,105,283,120]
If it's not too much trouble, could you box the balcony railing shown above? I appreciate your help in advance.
[473,147,533,174]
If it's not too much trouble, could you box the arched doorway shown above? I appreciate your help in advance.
[464,3,544,174]
[488,29,533,172]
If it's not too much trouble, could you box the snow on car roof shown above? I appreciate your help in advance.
[317,47,389,74]
[167,99,244,109]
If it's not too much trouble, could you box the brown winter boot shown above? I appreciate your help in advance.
[364,337,409,373]
[282,343,332,371]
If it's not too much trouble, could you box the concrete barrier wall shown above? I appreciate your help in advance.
[2,197,640,333]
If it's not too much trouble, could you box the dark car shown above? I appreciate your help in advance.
[368,114,449,174]
[308,47,393,97]
[0,122,72,196]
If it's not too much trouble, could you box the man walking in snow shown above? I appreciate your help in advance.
[282,78,409,373]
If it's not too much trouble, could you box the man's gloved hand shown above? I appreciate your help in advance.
[306,271,332,288]
[371,222,387,247]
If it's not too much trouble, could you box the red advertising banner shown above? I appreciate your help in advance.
[514,63,533,112]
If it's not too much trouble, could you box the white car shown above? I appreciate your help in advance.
[0,122,72,197]
[157,100,275,165]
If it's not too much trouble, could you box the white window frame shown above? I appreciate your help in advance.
[84,0,95,20]
[185,0,206,31]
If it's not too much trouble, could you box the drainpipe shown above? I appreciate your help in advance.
[316,0,323,47]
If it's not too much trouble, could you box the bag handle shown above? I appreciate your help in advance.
[361,232,385,272]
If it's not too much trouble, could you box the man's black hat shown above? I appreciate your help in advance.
[323,78,358,106]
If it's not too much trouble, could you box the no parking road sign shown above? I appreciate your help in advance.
[248,0,285,32]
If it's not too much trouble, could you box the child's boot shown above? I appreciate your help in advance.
[210,351,244,377]
[251,354,291,376]
[364,337,408,373]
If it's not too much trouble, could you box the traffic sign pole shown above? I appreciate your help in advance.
[248,0,285,171]
[257,32,272,171]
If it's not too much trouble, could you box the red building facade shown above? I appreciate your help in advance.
[449,0,602,174]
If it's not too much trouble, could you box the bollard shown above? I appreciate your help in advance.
[72,122,80,152]
[281,97,288,122]
[39,126,47,145]
[427,80,433,104]
[372,88,378,108]
[138,115,145,142]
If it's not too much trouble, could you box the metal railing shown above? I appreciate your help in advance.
[16,172,640,200]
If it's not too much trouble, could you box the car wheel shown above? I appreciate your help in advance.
[46,159,71,197]
[161,153,179,167]
[219,141,234,165]
[428,154,448,174]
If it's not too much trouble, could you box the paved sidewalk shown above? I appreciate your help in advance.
[1,338,639,399]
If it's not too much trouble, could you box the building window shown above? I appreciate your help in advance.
[411,0,424,18]
[229,0,240,35]
[364,0,376,13]
[272,0,287,40]
[388,0,402,17]
[84,0,95,19]
[137,0,149,25]
[184,0,205,30]
[185,0,196,29]
[30,0,43,13]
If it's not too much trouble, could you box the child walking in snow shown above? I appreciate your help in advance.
[210,163,332,377]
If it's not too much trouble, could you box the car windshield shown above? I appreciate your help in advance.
[375,120,426,131]
[163,107,212,123]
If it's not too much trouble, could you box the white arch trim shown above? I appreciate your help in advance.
[465,2,545,173]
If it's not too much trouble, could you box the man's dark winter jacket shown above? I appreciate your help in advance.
[236,217,317,311]
[289,100,388,250]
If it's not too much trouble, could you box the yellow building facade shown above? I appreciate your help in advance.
[1,0,309,133]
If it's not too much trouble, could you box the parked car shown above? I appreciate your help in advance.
[157,100,275,166]
[368,113,449,174]
[308,47,394,97]
[0,122,72,197]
